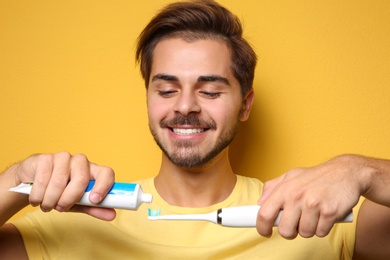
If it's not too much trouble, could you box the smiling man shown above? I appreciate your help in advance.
[148,38,252,168]
[146,36,254,208]
[1,1,390,259]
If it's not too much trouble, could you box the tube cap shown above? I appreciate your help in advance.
[142,193,153,203]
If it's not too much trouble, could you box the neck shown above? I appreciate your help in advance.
[154,150,237,207]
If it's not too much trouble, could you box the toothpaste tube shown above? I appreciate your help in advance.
[9,181,153,210]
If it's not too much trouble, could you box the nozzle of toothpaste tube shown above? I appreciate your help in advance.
[9,181,153,210]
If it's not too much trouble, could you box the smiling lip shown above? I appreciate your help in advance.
[160,114,217,135]
[172,128,206,135]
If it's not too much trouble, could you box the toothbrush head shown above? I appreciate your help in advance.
[147,209,218,223]
[148,208,161,218]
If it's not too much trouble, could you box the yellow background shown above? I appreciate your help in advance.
[1,1,389,221]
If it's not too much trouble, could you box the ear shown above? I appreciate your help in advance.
[239,89,255,121]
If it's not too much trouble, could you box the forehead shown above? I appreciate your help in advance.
[151,38,233,78]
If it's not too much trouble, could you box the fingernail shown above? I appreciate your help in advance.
[90,193,101,204]
[55,205,64,212]
[40,206,51,212]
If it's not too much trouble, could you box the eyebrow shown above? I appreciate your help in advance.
[151,74,178,82]
[151,73,230,85]
[197,75,230,85]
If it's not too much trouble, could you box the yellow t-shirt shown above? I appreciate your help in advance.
[13,175,357,259]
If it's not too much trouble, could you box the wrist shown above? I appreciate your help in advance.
[340,154,389,205]
[333,154,374,194]
[4,163,23,188]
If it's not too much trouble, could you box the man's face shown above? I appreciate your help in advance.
[147,38,253,168]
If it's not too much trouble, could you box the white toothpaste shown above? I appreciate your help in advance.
[9,181,152,210]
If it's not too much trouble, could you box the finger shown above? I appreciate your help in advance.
[315,205,340,237]
[256,202,284,237]
[55,154,91,211]
[88,163,115,204]
[257,179,287,237]
[316,216,335,237]
[40,152,72,211]
[69,205,116,221]
[277,206,301,239]
[297,210,319,238]
[28,154,54,207]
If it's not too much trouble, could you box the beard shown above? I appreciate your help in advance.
[149,113,239,168]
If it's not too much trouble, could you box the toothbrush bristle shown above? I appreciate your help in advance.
[148,208,161,217]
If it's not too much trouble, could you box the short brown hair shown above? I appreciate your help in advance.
[136,0,257,97]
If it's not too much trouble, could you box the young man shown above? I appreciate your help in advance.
[1,1,390,259]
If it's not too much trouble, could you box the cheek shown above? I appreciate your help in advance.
[205,104,235,128]
[147,98,170,124]
[216,101,241,120]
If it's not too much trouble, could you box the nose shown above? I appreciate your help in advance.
[173,90,201,116]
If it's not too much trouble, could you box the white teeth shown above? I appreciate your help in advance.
[173,128,204,135]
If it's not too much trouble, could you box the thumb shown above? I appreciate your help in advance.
[69,205,117,221]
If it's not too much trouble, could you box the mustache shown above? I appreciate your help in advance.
[160,113,217,130]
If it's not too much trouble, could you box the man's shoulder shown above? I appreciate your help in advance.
[132,177,153,185]
[235,175,263,200]
[237,175,263,187]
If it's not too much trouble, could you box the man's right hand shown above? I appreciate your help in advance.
[0,152,117,225]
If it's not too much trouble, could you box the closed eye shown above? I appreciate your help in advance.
[201,92,222,98]
[158,90,177,97]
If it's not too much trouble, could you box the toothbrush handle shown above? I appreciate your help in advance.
[220,205,353,227]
